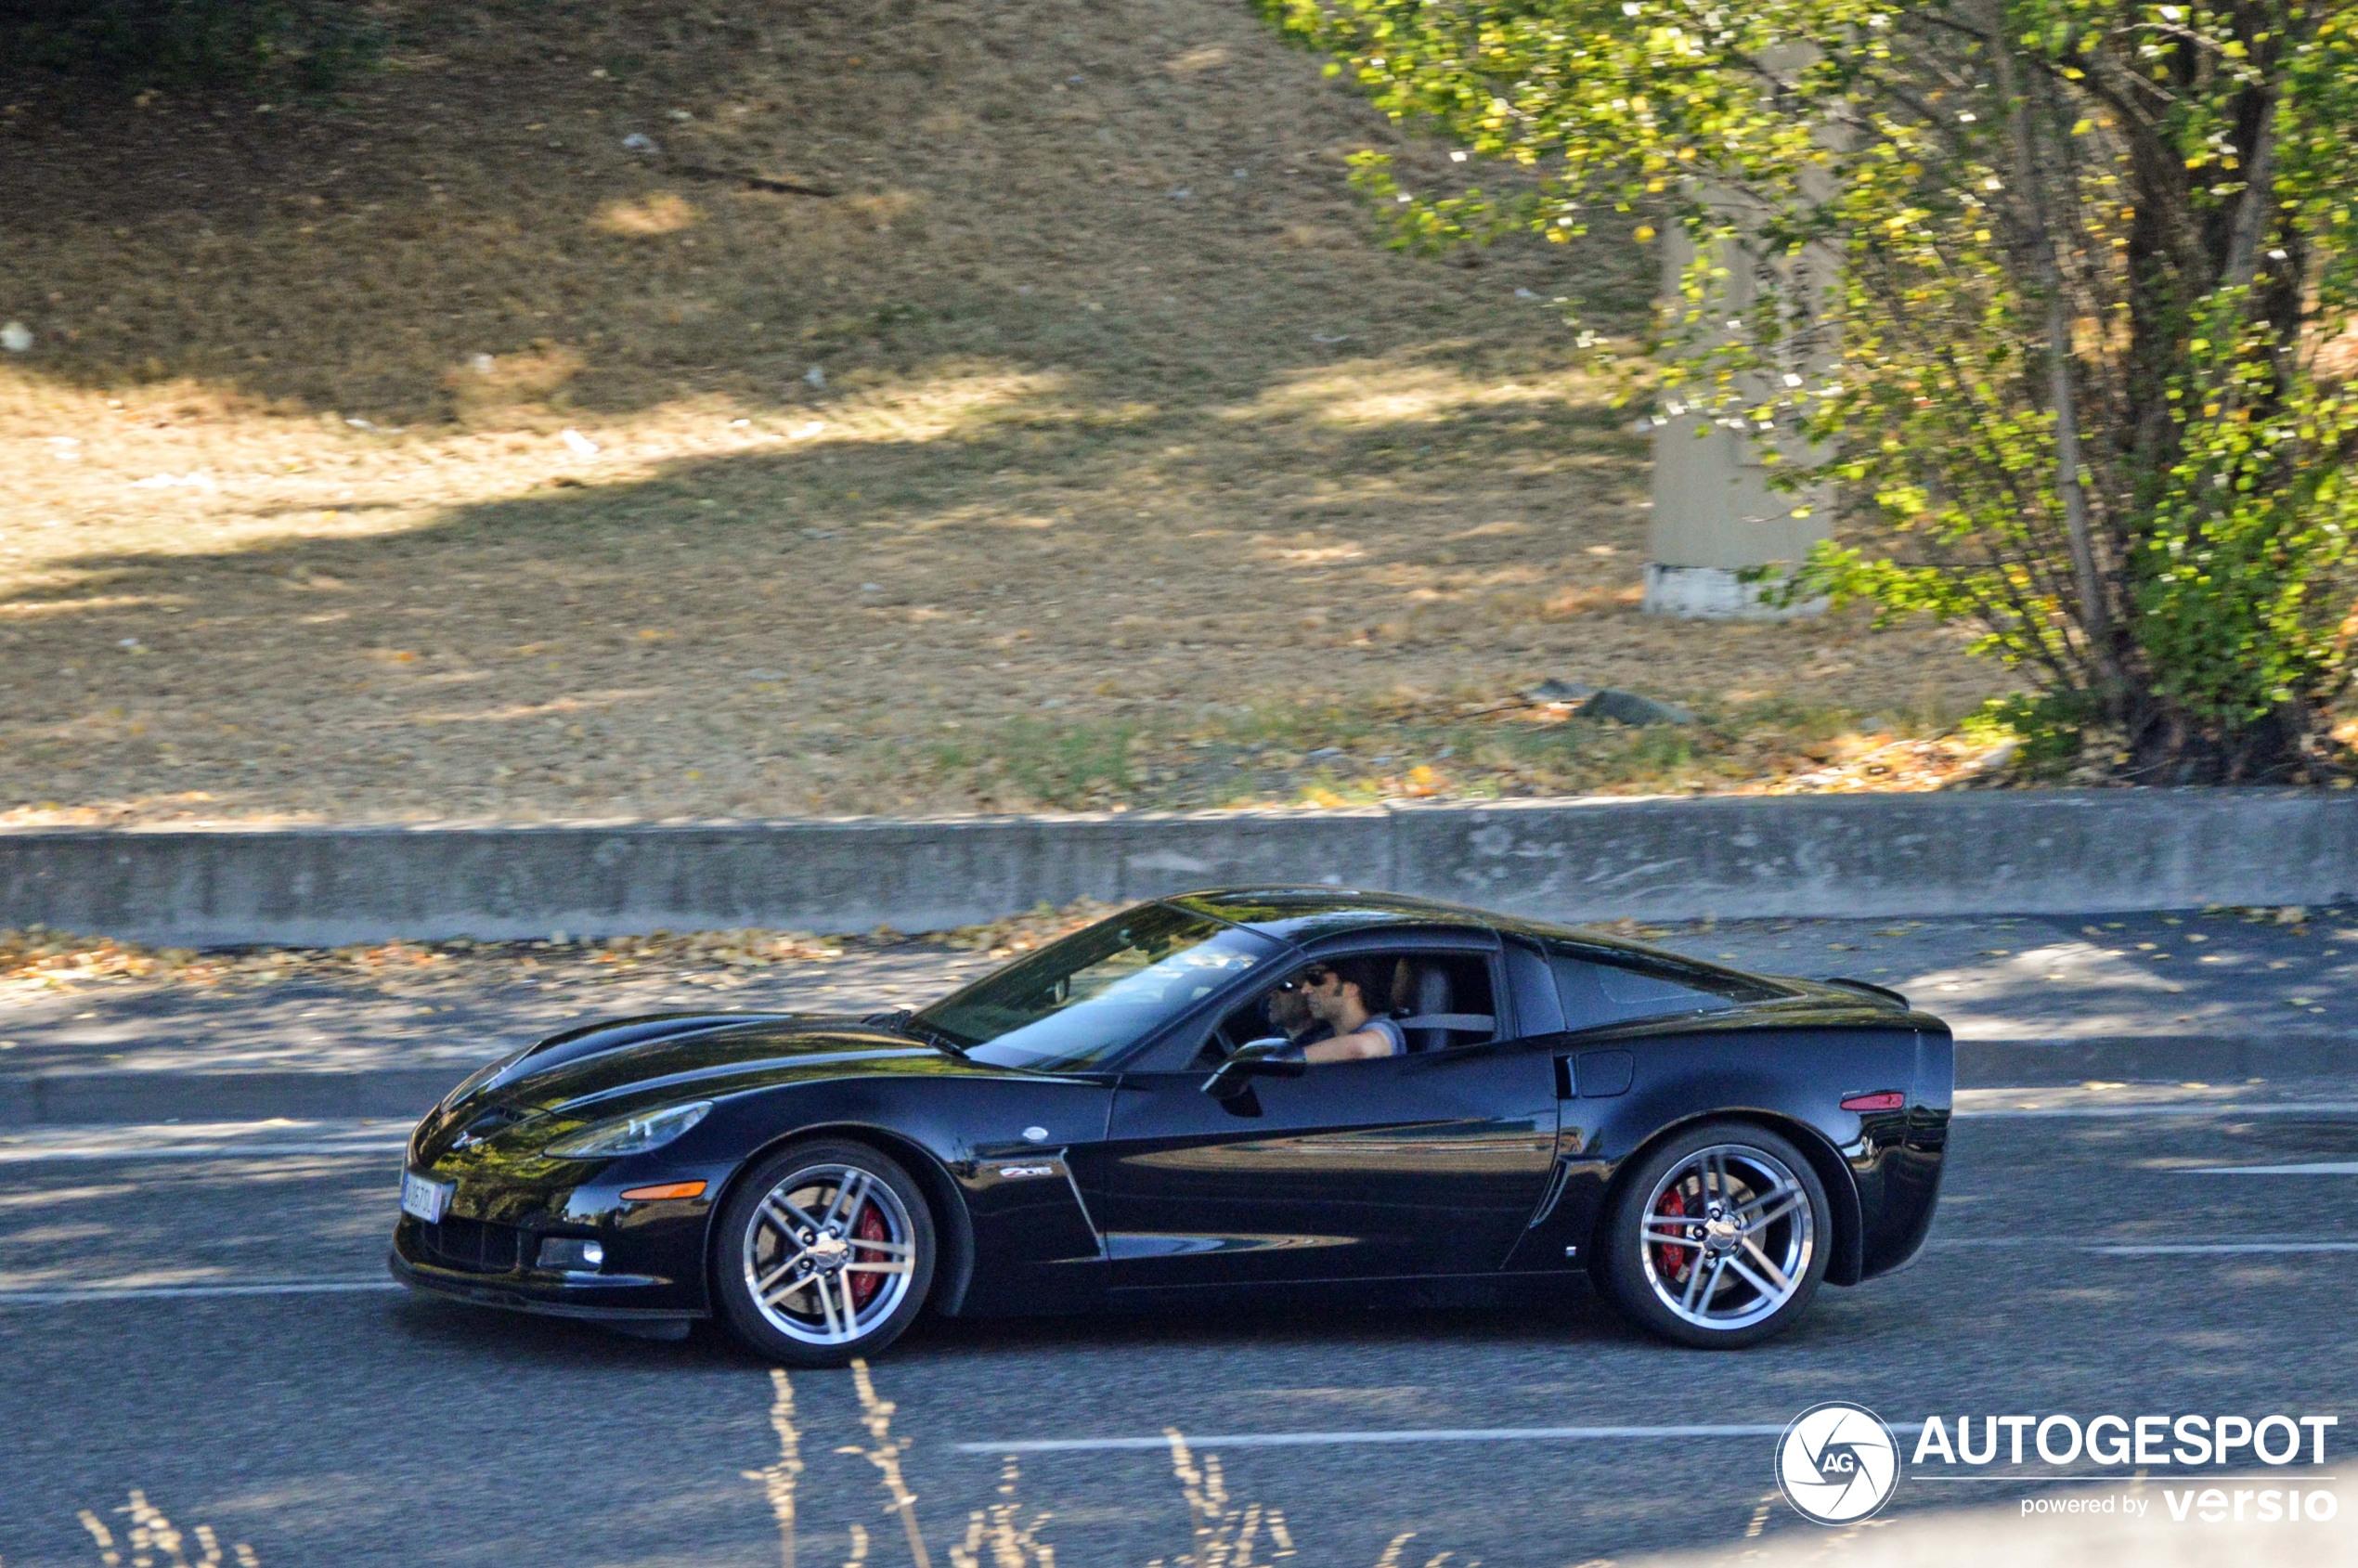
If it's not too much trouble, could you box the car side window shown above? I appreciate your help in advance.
[1181,948,1501,1067]
[1547,944,1770,1031]
[1368,951,1497,1055]
[1188,983,1290,1069]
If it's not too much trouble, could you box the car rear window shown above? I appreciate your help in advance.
[1547,944,1782,1030]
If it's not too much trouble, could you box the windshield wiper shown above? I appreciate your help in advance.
[862,1007,970,1056]
[900,1017,971,1057]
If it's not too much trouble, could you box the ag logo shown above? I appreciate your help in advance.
[1776,1402,1899,1524]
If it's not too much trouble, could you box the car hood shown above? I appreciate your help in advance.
[415,1013,971,1162]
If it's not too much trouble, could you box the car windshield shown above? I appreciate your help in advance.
[914,905,1282,1072]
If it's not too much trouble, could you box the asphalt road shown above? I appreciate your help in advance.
[4,912,2356,1566]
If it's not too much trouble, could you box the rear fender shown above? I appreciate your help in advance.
[1586,1108,1867,1288]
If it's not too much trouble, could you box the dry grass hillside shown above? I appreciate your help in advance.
[0,0,2004,824]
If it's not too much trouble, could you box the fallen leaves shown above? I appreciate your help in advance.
[0,911,1082,1000]
[588,928,848,967]
[594,192,701,236]
[939,897,1121,957]
[0,927,455,994]
[1744,732,2015,795]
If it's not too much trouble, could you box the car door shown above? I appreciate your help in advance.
[1075,940,1562,1289]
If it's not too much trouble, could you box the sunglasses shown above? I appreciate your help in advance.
[1278,968,1336,991]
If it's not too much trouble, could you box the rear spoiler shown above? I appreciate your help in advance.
[1819,976,1911,1010]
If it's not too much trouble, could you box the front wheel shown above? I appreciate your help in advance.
[713,1139,936,1366]
[1596,1121,1831,1349]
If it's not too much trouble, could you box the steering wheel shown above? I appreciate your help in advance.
[1191,1018,1249,1070]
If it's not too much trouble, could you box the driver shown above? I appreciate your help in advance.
[1294,957,1405,1062]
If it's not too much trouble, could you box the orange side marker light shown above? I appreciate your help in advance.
[618,1180,708,1201]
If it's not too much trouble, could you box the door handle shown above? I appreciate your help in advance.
[1553,1056,1575,1099]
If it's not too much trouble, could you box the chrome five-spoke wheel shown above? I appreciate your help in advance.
[1639,1144,1813,1330]
[716,1140,936,1365]
[1600,1121,1832,1348]
[745,1162,916,1343]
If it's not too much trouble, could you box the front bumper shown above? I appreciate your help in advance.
[388,1160,725,1321]
[388,1243,706,1325]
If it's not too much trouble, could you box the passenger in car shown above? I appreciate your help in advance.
[1298,957,1407,1062]
[1263,976,1335,1051]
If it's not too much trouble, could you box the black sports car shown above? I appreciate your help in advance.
[392,888,1952,1363]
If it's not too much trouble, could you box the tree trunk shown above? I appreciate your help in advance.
[1981,4,2121,708]
[2221,93,2279,293]
[2129,698,2313,784]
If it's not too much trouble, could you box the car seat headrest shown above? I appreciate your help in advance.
[1406,963,1452,1052]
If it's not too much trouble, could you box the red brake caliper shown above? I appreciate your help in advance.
[1653,1185,1689,1285]
[849,1198,889,1307]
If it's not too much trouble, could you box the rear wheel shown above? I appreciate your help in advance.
[713,1139,936,1366]
[1597,1121,1830,1349]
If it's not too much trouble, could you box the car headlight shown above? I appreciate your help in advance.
[544,1101,713,1159]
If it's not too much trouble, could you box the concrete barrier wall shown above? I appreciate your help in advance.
[3,789,2352,946]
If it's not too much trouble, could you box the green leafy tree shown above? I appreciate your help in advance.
[1,0,372,91]
[1262,0,2358,780]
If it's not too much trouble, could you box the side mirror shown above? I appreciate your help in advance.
[1201,1039,1308,1099]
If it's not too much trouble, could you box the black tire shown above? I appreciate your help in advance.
[1595,1121,1832,1349]
[713,1138,937,1367]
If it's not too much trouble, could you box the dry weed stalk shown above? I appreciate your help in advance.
[740,1367,807,1568]
[1155,1430,1295,1568]
[74,1492,259,1568]
[848,1357,935,1568]
[947,1458,1057,1568]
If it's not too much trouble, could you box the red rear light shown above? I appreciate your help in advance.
[1840,1091,1907,1112]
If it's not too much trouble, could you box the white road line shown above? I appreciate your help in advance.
[0,1278,403,1306]
[2083,1242,2358,1256]
[0,1142,411,1163]
[1936,1234,2313,1247]
[1927,1235,2358,1255]
[2184,1161,2358,1175]
[1908,1471,2341,1484]
[0,1121,414,1163]
[949,1424,1859,1455]
[1958,1102,2358,1120]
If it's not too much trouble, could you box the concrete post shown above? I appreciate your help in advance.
[1642,203,1836,619]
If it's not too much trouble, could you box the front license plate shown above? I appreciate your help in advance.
[401,1172,453,1225]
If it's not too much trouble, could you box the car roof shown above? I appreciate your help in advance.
[1161,887,1652,954]
[1159,888,1813,995]
[1162,886,1483,931]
